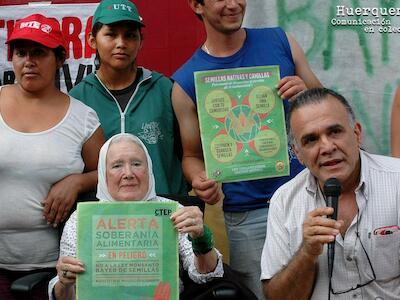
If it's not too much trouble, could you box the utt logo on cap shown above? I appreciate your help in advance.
[107,4,133,12]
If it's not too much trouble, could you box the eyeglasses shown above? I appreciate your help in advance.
[330,213,376,295]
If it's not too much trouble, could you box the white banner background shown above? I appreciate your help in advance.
[0,3,97,91]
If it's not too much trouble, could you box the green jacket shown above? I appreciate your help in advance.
[70,68,189,196]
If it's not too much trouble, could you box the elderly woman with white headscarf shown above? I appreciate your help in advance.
[48,133,224,300]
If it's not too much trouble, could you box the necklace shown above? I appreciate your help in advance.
[203,44,211,55]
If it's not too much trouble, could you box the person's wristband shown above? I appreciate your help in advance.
[187,224,214,256]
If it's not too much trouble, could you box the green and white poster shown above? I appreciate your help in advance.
[195,65,289,182]
[76,201,179,300]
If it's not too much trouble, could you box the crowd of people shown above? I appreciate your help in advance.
[0,0,398,300]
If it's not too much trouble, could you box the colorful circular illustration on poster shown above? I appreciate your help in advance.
[225,105,261,143]
[210,134,237,163]
[249,86,275,114]
[205,90,232,119]
[253,129,281,158]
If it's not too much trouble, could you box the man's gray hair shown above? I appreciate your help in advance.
[287,88,356,145]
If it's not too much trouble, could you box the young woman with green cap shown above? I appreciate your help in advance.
[69,0,189,197]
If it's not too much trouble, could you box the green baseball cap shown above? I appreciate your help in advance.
[92,0,144,30]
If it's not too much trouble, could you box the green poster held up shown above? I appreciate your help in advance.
[76,201,179,300]
[195,65,290,182]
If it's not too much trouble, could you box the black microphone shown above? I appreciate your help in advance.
[323,178,341,280]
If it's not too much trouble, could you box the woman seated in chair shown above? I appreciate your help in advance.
[0,14,104,300]
[48,133,224,299]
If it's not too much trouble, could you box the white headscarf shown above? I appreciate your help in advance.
[96,133,157,202]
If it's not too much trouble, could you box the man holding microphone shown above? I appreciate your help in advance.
[261,88,400,299]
